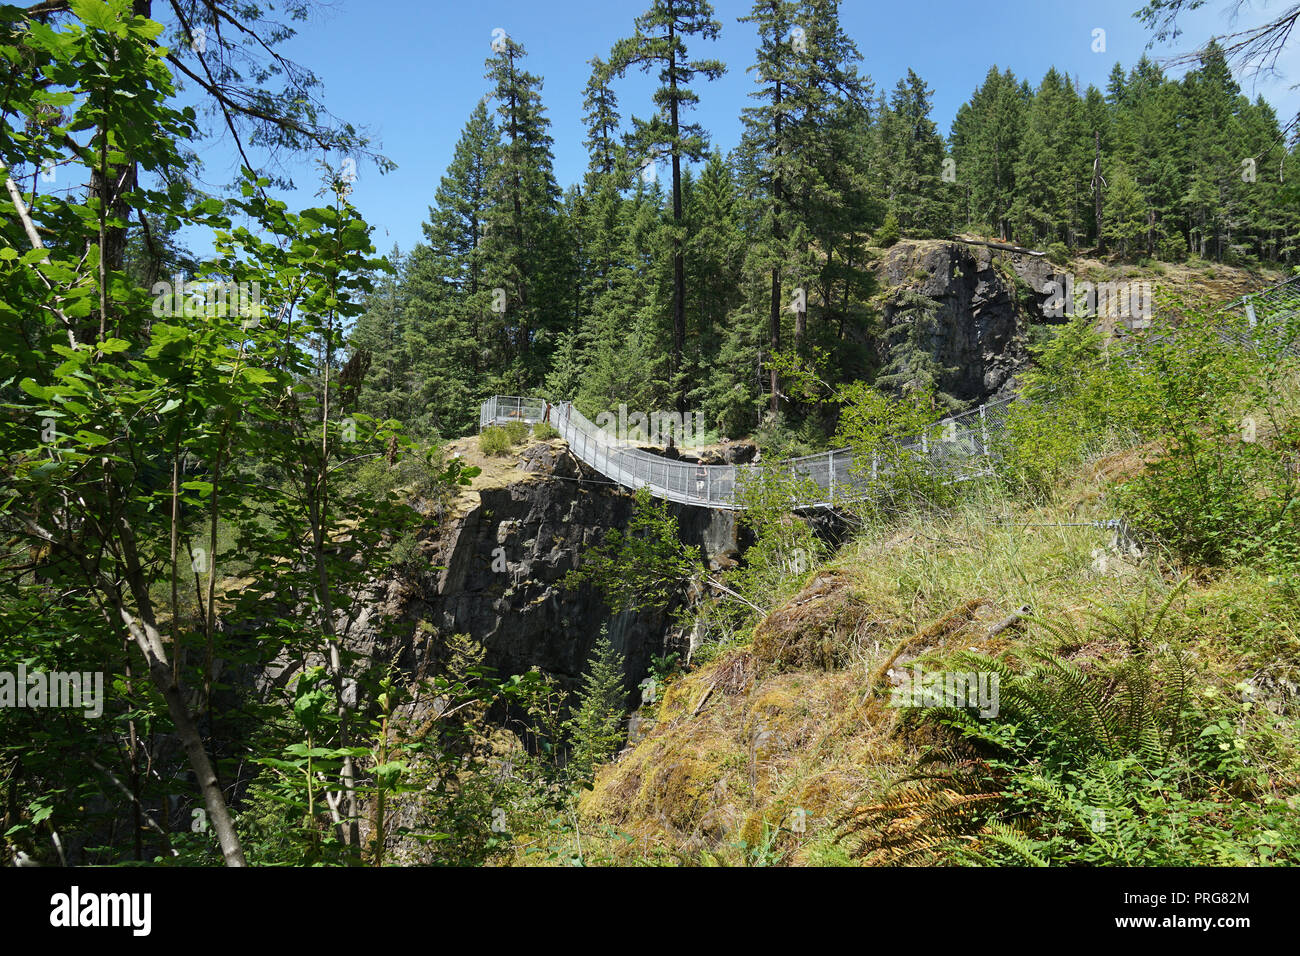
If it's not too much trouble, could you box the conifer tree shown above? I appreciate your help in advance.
[563,628,628,785]
[403,100,497,434]
[482,34,566,389]
[349,246,413,426]
[1083,85,1112,249]
[1110,56,1181,257]
[875,68,952,238]
[876,290,960,411]
[950,66,1026,239]
[1012,68,1089,246]
[1178,41,1241,260]
[609,0,726,412]
[1236,97,1291,262]
[1103,160,1148,257]
[583,56,623,182]
[550,57,629,401]
[577,181,673,414]
[737,0,870,416]
[684,150,744,406]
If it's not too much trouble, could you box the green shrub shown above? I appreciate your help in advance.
[562,487,701,613]
[533,422,561,441]
[728,465,827,614]
[1158,234,1187,262]
[1115,434,1299,568]
[1001,293,1300,567]
[478,426,513,457]
[833,381,958,515]
[753,413,820,461]
[504,420,531,444]
[876,211,900,248]
[1046,241,1071,266]
[390,530,423,574]
[1109,304,1298,569]
[346,442,453,504]
[995,313,1136,496]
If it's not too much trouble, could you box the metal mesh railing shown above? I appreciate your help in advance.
[479,393,1012,510]
[479,395,546,430]
[552,401,741,507]
[475,273,1297,511]
[1217,273,1300,358]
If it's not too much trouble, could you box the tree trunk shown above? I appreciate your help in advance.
[769,267,781,417]
[114,600,246,866]
[1092,130,1104,252]
[768,73,784,418]
[669,24,686,415]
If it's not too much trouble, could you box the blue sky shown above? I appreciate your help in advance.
[179,0,1300,255]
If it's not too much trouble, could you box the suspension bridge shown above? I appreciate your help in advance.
[479,273,1300,512]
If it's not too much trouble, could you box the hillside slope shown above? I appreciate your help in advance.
[571,455,1300,865]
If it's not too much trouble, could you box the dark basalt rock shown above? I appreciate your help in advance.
[518,441,578,478]
[320,444,744,697]
[873,240,1043,402]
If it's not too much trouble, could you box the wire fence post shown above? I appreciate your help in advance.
[828,449,836,505]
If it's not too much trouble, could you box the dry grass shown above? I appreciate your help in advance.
[750,571,886,673]
[441,433,569,519]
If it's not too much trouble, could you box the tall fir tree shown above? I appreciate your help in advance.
[1011,68,1089,247]
[950,66,1027,239]
[562,627,627,785]
[349,246,413,426]
[1102,159,1149,257]
[608,0,726,413]
[549,57,630,401]
[684,151,744,414]
[404,100,498,434]
[737,0,871,417]
[874,68,952,238]
[1111,56,1182,257]
[1178,41,1241,259]
[482,34,567,390]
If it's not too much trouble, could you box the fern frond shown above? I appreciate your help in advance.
[974,820,1051,866]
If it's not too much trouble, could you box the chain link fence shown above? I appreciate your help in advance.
[478,395,546,430]
[1217,273,1300,358]
[479,393,1013,510]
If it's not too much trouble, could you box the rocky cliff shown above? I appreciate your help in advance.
[871,239,1050,402]
[327,440,746,697]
